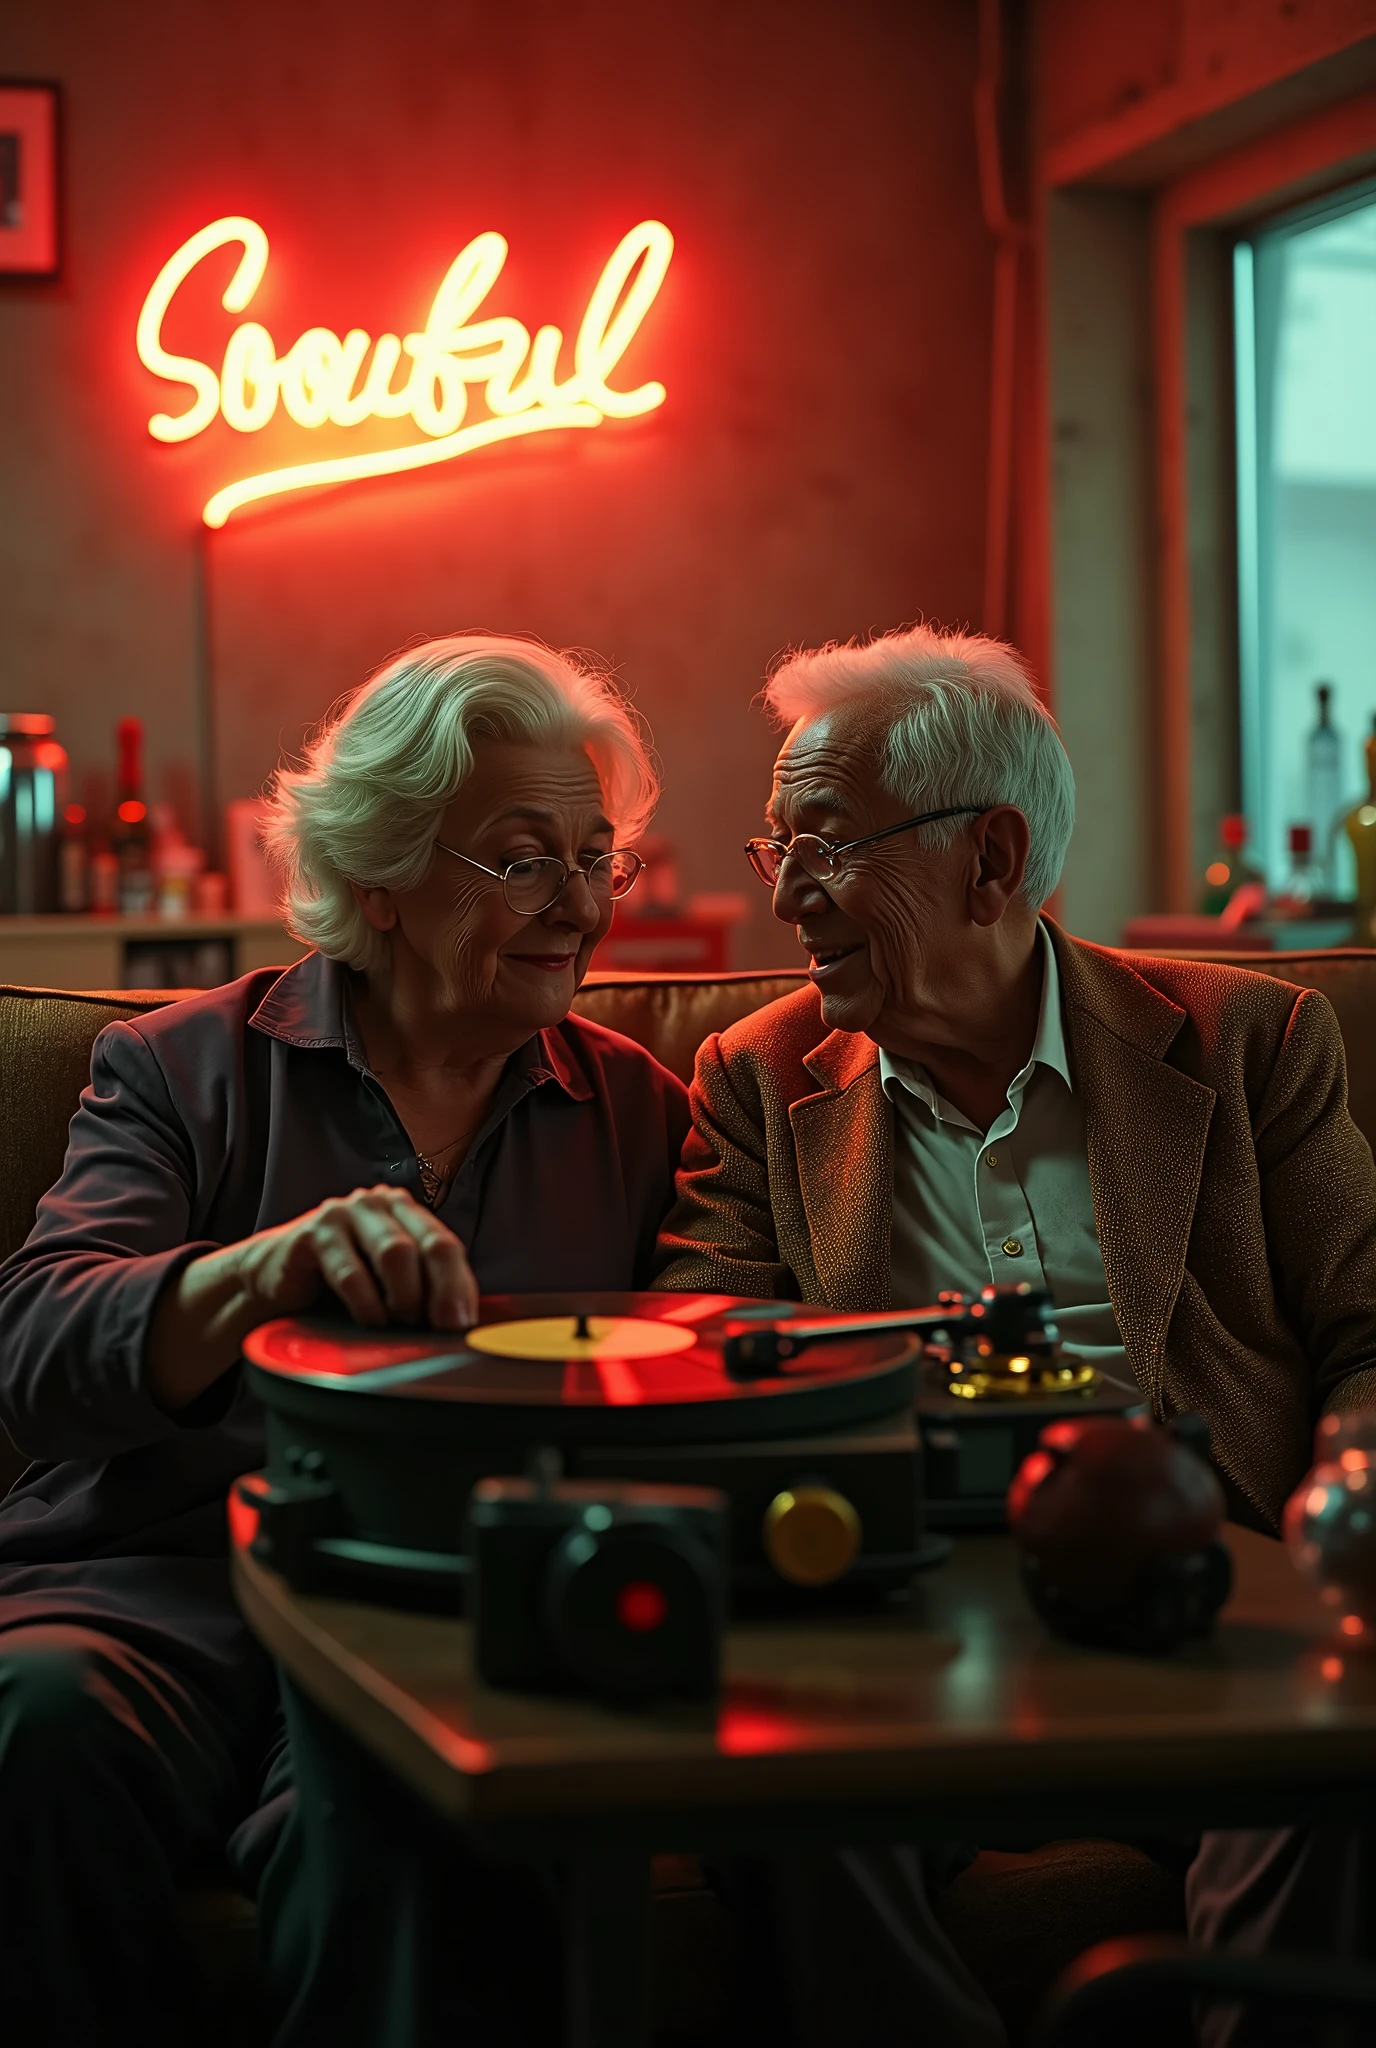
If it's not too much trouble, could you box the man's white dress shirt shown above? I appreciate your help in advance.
[879,923,1129,1377]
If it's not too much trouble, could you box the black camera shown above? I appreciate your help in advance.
[467,1473,729,1704]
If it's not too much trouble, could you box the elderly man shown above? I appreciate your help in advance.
[657,623,1376,2046]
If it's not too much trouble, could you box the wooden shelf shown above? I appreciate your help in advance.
[0,913,289,936]
[0,913,307,991]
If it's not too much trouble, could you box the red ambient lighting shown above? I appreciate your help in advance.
[136,216,674,528]
[117,800,147,825]
[615,1579,668,1633]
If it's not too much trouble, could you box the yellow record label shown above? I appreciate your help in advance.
[465,1316,698,1363]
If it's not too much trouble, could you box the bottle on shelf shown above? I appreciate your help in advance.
[89,842,119,914]
[157,842,203,921]
[1271,824,1320,919]
[146,800,202,919]
[1200,814,1266,916]
[225,799,278,917]
[112,717,155,915]
[193,870,229,915]
[58,803,90,913]
[1307,682,1343,888]
[0,713,68,914]
[1343,717,1376,943]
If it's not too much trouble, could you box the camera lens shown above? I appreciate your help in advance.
[543,1523,716,1701]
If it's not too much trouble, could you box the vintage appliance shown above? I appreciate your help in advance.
[240,1291,928,1611]
[239,1285,1145,1616]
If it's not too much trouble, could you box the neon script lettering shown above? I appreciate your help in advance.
[136,216,673,526]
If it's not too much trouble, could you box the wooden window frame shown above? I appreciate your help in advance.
[1040,87,1376,933]
[1153,89,1376,909]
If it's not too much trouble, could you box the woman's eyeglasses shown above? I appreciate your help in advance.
[434,841,645,916]
[744,805,990,890]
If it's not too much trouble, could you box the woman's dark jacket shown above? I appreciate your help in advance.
[0,951,690,1563]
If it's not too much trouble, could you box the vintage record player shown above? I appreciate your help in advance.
[240,1290,932,1611]
[240,1284,1144,1613]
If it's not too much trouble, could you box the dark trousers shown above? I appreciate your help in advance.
[720,1846,1007,2048]
[257,1676,563,2048]
[727,1829,1376,2048]
[0,1560,558,2048]
[1189,1828,1376,2047]
[0,1557,281,2047]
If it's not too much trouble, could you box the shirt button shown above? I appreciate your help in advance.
[986,1151,998,1167]
[1002,1237,1024,1257]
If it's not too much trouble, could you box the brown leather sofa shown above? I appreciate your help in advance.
[7,949,1376,1366]
[3,948,1375,2043]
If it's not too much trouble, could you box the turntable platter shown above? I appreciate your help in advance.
[242,1291,920,1446]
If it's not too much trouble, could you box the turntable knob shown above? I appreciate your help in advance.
[763,1486,862,1587]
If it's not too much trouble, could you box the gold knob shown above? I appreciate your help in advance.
[763,1486,862,1587]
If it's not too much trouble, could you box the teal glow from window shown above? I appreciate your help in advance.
[1235,187,1376,891]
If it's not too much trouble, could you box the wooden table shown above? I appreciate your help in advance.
[231,1496,1376,2044]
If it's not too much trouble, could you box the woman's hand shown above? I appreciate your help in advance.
[147,1186,479,1411]
[232,1185,479,1330]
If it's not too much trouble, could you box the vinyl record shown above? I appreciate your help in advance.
[243,1291,919,1445]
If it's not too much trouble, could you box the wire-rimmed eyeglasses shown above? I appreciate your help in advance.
[434,840,645,916]
[744,805,991,889]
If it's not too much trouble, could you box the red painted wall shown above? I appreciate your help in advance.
[1035,0,1376,172]
[0,0,994,966]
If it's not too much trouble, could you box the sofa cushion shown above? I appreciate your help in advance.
[570,969,808,1087]
[0,986,185,1272]
[4,951,1376,1267]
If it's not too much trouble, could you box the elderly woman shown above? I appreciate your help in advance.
[0,634,688,2046]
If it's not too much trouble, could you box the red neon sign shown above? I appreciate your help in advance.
[136,216,673,527]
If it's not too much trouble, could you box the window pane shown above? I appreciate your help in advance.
[1236,191,1376,892]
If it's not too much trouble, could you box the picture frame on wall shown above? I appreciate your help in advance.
[0,82,60,279]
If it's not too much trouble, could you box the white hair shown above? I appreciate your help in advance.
[762,623,1075,909]
[262,633,659,974]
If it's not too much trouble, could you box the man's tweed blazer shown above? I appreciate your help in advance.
[656,921,1376,1530]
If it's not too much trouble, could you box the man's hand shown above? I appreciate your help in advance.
[148,1186,478,1411]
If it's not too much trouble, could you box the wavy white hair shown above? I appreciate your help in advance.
[762,623,1075,909]
[262,634,659,975]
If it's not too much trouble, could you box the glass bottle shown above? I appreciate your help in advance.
[1271,824,1318,918]
[0,713,68,914]
[112,717,154,915]
[89,842,119,914]
[1307,683,1342,888]
[58,803,89,912]
[1343,717,1376,943]
[1200,814,1265,916]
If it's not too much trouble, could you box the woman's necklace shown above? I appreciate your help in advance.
[413,1127,472,1208]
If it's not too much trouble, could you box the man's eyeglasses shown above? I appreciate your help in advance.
[434,841,645,916]
[744,805,991,890]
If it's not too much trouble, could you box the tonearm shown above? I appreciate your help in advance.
[721,1284,1060,1379]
